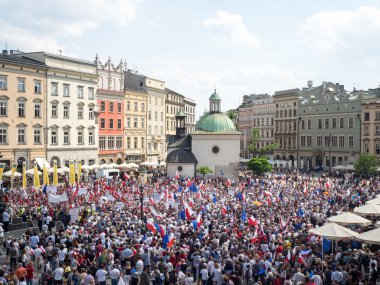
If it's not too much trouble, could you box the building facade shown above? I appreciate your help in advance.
[238,94,275,158]
[0,51,47,170]
[361,88,380,158]
[96,56,125,164]
[273,89,300,167]
[184,97,196,134]
[298,82,361,170]
[165,88,184,137]
[22,52,98,167]
[123,70,148,163]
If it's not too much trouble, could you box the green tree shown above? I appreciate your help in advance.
[247,157,272,175]
[354,153,378,175]
[258,143,280,157]
[197,166,213,178]
[248,128,260,155]
[227,110,238,127]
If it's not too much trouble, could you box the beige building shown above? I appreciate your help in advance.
[361,88,380,158]
[273,89,300,167]
[0,51,47,170]
[165,88,185,137]
[184,97,196,134]
[124,87,148,163]
[238,94,275,158]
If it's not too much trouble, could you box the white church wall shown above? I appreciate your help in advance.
[167,163,195,178]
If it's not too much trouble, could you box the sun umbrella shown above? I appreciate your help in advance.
[366,197,380,205]
[332,165,346,170]
[60,166,70,173]
[99,163,109,169]
[345,165,355,170]
[90,164,99,169]
[327,212,371,226]
[354,204,380,216]
[253,201,262,206]
[118,163,130,169]
[2,170,21,177]
[141,161,151,166]
[108,163,118,168]
[308,223,358,240]
[26,169,42,175]
[129,163,139,168]
[159,161,166,166]
[356,227,380,245]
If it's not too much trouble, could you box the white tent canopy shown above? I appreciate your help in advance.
[354,204,380,216]
[308,223,358,240]
[327,212,371,226]
[129,163,139,168]
[48,168,65,175]
[356,227,380,245]
[26,169,42,175]
[2,170,22,177]
[332,165,346,170]
[60,166,70,173]
[366,197,380,205]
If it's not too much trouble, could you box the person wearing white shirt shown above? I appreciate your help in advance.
[54,266,64,284]
[200,266,209,285]
[109,266,120,285]
[96,265,107,285]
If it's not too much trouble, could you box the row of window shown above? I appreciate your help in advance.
[304,117,355,130]
[0,127,42,145]
[275,109,297,118]
[51,82,94,99]
[275,138,296,150]
[148,110,164,121]
[0,100,42,118]
[50,129,94,145]
[148,142,164,152]
[50,103,94,119]
[166,105,182,115]
[99,118,123,130]
[148,96,164,106]
[99,136,124,150]
[363,112,380,122]
[363,143,380,154]
[363,126,380,136]
[0,75,41,93]
[300,135,354,148]
[148,125,164,136]
[99,101,146,113]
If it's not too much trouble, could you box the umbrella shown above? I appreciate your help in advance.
[332,165,346,170]
[99,163,109,169]
[26,169,42,175]
[354,204,380,216]
[253,201,262,206]
[90,164,99,169]
[2,170,21,177]
[60,166,70,173]
[108,163,119,168]
[48,168,65,175]
[375,221,380,228]
[141,161,151,166]
[129,163,139,168]
[356,227,380,245]
[327,212,371,226]
[366,197,380,205]
[345,165,354,170]
[118,163,130,169]
[81,164,90,170]
[308,223,358,240]
[159,161,166,166]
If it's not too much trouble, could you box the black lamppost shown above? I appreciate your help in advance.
[297,117,301,169]
[139,184,144,222]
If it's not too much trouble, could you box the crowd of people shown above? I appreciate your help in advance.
[0,170,379,285]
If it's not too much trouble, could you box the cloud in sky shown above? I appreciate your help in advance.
[0,0,143,53]
[298,6,380,53]
[203,11,261,48]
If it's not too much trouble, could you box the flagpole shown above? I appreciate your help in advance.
[321,236,324,275]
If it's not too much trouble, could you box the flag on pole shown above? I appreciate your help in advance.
[69,160,75,186]
[77,163,82,183]
[0,163,4,181]
[22,162,27,189]
[43,166,49,186]
[33,163,40,189]
[11,162,17,181]
[53,160,58,186]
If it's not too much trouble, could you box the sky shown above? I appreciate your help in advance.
[1,0,380,118]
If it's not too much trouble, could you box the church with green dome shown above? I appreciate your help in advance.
[166,90,241,178]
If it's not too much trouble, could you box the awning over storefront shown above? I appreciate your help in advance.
[35,157,50,169]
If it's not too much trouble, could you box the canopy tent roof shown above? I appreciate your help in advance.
[308,223,358,240]
[327,212,371,226]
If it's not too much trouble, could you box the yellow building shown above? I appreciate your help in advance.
[124,87,148,163]
[165,88,185,136]
[0,51,47,170]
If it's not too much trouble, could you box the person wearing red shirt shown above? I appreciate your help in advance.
[25,262,34,285]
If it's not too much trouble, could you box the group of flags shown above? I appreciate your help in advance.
[146,218,175,248]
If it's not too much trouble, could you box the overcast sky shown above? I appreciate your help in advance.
[1,0,380,118]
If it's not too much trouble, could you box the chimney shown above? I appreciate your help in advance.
[2,50,8,55]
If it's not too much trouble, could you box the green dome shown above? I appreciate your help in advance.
[209,89,222,100]
[195,112,236,132]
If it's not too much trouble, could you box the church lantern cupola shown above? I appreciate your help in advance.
[209,89,222,113]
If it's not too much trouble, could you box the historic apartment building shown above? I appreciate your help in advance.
[96,56,125,164]
[0,51,48,170]
[238,94,275,158]
[273,88,300,167]
[123,70,149,163]
[22,52,98,167]
[298,81,362,170]
[361,87,380,158]
[165,88,185,137]
[184,97,196,134]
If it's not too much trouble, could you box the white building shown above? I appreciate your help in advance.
[184,97,196,133]
[167,90,241,178]
[23,52,98,167]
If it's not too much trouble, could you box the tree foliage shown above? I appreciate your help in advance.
[354,154,378,175]
[197,165,213,178]
[227,110,238,127]
[247,157,273,175]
